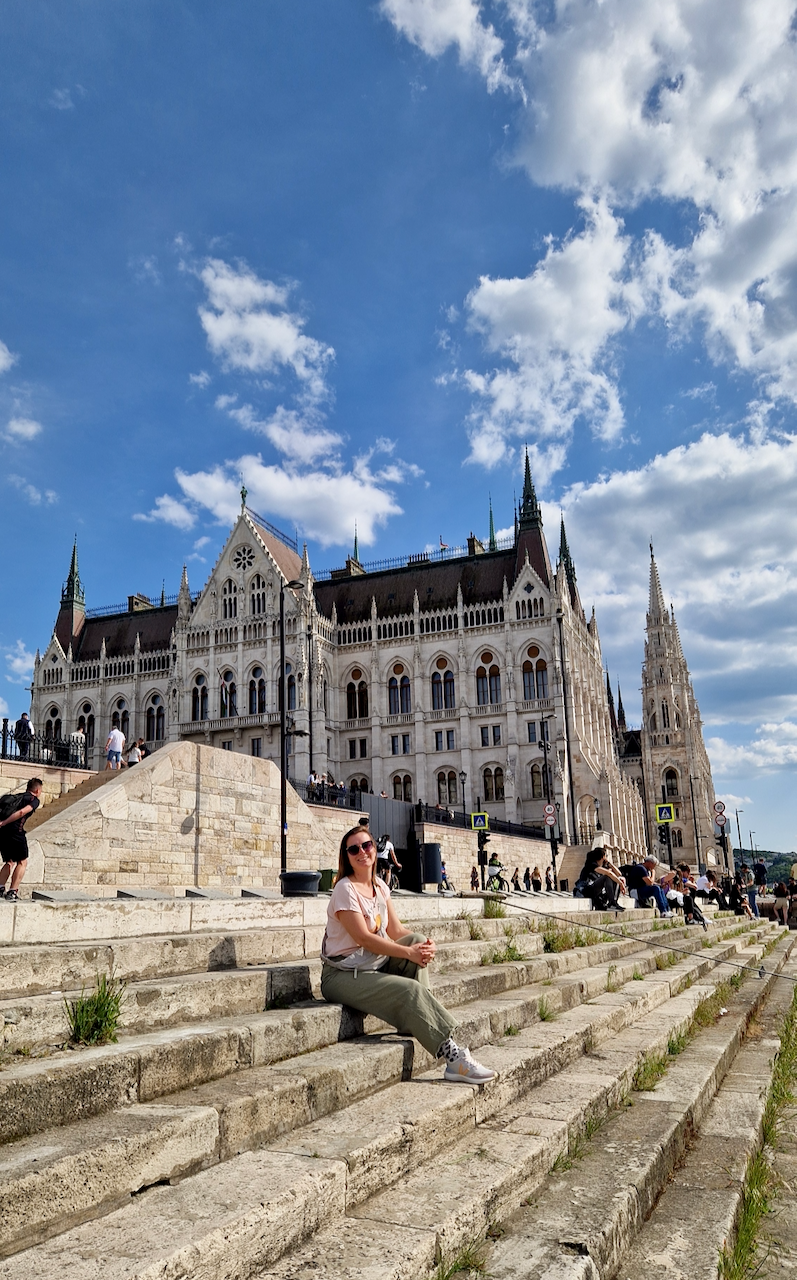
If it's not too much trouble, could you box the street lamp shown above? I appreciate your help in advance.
[594,798,602,831]
[459,769,467,827]
[735,809,744,865]
[538,718,559,890]
[749,831,755,864]
[280,578,305,892]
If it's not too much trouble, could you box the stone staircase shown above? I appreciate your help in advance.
[0,895,791,1278]
[24,768,117,831]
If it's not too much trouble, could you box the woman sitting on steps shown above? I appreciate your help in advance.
[320,825,496,1085]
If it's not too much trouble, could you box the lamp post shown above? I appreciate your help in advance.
[280,577,305,893]
[459,769,467,828]
[594,798,602,831]
[749,831,755,865]
[735,808,744,868]
[538,718,559,889]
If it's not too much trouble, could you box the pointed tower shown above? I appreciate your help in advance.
[606,671,618,739]
[488,497,497,552]
[638,548,723,872]
[177,564,192,623]
[617,684,627,732]
[514,449,553,586]
[353,523,359,564]
[55,539,86,652]
[557,515,582,613]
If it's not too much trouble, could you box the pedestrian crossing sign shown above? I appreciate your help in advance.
[655,803,674,823]
[471,813,489,830]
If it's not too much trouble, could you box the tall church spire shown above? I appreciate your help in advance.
[55,538,86,651]
[648,543,667,623]
[62,538,84,606]
[353,523,359,564]
[488,497,497,552]
[606,671,618,738]
[617,684,626,731]
[518,448,541,529]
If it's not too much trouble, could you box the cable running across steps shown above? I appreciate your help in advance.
[474,895,797,985]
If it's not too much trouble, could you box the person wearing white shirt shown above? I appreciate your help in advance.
[105,726,126,770]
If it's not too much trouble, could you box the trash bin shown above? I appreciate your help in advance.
[318,868,335,893]
[280,870,321,897]
[422,842,442,887]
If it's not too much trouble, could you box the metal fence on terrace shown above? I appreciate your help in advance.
[1,719,93,771]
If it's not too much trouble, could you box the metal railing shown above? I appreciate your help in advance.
[414,801,547,842]
[291,779,369,810]
[0,720,92,771]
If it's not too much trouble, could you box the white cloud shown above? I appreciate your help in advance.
[4,641,35,685]
[48,88,74,110]
[223,402,344,465]
[197,258,334,405]
[130,255,161,285]
[5,417,42,442]
[8,475,56,505]
[193,535,211,550]
[0,696,8,717]
[463,198,640,466]
[0,340,15,375]
[133,494,197,530]
[174,451,403,548]
[189,370,211,389]
[707,724,797,776]
[385,0,797,451]
[379,0,517,95]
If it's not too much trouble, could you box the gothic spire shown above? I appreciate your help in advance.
[617,683,627,731]
[62,538,84,605]
[488,496,497,552]
[353,523,359,563]
[606,671,618,737]
[518,448,542,529]
[648,543,667,623]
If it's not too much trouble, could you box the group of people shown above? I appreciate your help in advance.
[474,856,553,894]
[104,727,150,771]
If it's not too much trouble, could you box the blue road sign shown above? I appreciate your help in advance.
[471,813,489,830]
[655,803,674,823]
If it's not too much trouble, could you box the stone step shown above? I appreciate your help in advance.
[0,925,777,1272]
[261,929,793,1280]
[616,947,797,1280]
[452,930,795,1280]
[25,770,116,832]
[0,916,759,1143]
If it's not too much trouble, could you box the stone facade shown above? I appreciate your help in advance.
[29,463,719,870]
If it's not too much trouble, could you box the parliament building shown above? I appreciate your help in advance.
[31,458,723,867]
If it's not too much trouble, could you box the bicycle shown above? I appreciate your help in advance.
[486,870,509,893]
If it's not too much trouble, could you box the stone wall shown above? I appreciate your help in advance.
[0,759,95,805]
[25,742,366,895]
[415,822,555,890]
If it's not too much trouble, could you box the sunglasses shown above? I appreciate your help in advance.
[346,839,375,856]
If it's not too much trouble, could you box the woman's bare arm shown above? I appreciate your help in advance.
[335,908,434,965]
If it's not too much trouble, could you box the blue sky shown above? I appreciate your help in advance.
[2,0,796,851]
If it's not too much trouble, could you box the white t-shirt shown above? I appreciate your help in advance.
[322,877,391,967]
[696,875,710,891]
[107,728,125,752]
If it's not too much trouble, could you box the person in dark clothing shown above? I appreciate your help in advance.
[523,866,532,892]
[0,778,42,901]
[753,858,768,892]
[625,856,672,915]
[13,714,33,761]
[531,866,542,892]
[574,849,626,911]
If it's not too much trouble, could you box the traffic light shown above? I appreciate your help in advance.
[658,825,668,845]
[477,830,490,865]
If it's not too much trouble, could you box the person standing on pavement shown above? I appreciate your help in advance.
[0,778,42,901]
[753,857,768,895]
[105,724,126,770]
[13,713,33,761]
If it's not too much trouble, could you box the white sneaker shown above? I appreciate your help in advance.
[660,911,674,918]
[443,1047,496,1084]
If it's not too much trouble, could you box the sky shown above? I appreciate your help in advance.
[1,0,796,852]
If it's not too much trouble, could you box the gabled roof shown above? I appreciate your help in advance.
[71,606,178,660]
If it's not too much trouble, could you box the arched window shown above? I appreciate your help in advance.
[489,665,501,704]
[535,660,548,699]
[437,771,448,804]
[222,579,237,620]
[287,672,296,711]
[476,667,488,705]
[45,707,62,739]
[347,682,358,719]
[110,697,129,741]
[146,694,165,741]
[393,774,403,800]
[220,671,237,718]
[78,703,95,747]
[522,661,534,701]
[444,670,455,709]
[665,768,679,798]
[400,676,411,714]
[431,672,443,710]
[447,770,458,804]
[192,674,209,721]
[403,774,412,802]
[357,680,368,718]
[661,701,670,729]
[672,828,684,848]
[388,677,399,715]
[248,667,266,714]
[493,767,504,800]
[530,764,543,799]
[250,574,266,616]
[483,768,494,801]
[649,713,658,732]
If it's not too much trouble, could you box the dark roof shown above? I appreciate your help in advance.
[313,541,550,625]
[619,728,642,759]
[71,606,178,660]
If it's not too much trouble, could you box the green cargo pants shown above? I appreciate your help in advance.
[320,932,457,1057]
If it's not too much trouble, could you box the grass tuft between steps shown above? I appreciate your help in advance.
[718,980,797,1280]
[483,898,506,919]
[455,911,486,941]
[64,970,126,1045]
[434,1238,488,1279]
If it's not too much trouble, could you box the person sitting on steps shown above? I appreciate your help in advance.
[320,825,496,1085]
